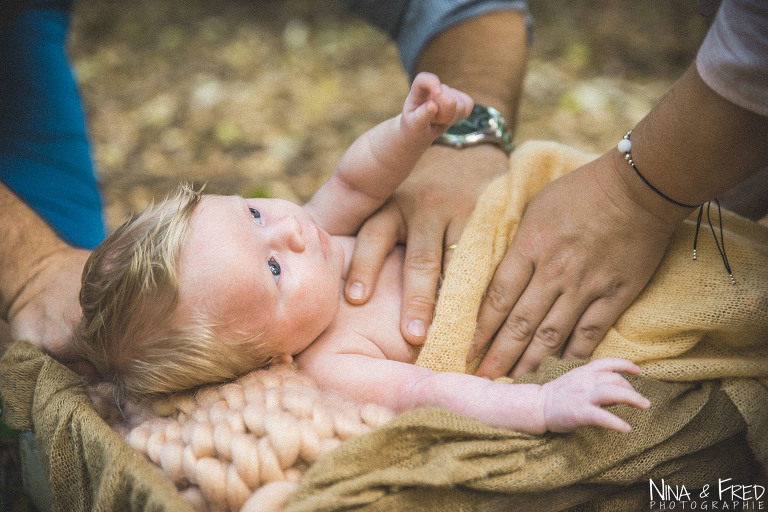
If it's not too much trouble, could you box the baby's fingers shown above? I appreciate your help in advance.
[440,85,473,119]
[436,86,473,125]
[405,72,442,113]
[598,382,651,410]
[586,357,641,375]
[431,92,459,127]
[410,100,440,128]
[587,408,634,434]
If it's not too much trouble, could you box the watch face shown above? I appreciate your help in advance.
[445,105,493,136]
[435,103,513,153]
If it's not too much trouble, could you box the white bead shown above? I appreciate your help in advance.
[617,138,632,154]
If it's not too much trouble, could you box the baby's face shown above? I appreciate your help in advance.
[175,195,345,357]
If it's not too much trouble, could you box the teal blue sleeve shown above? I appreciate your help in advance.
[0,1,106,249]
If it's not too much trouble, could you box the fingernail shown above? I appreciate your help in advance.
[347,282,364,301]
[407,320,426,338]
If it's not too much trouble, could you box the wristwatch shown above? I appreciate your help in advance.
[434,104,514,154]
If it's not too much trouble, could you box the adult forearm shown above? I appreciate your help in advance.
[0,183,70,320]
[614,65,768,224]
[414,10,528,126]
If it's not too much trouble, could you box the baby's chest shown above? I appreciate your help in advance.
[341,247,418,363]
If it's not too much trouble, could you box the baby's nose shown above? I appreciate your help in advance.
[276,214,306,253]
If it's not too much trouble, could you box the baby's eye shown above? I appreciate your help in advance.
[249,208,262,224]
[268,257,281,283]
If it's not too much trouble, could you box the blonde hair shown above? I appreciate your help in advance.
[73,184,274,398]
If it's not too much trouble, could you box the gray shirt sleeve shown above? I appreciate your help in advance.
[696,0,768,117]
[342,0,531,78]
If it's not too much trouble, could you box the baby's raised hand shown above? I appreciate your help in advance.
[540,358,650,434]
[402,72,473,138]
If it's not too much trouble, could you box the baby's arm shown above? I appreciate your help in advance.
[304,72,473,235]
[298,351,649,434]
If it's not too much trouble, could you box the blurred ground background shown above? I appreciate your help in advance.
[2,0,710,509]
[68,0,710,230]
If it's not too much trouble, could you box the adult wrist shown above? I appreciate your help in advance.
[617,130,699,209]
[422,144,510,182]
[414,10,528,124]
[3,243,72,321]
[613,129,737,284]
[603,149,692,233]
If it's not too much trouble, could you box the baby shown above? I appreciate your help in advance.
[74,73,649,434]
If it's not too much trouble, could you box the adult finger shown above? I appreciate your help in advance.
[344,201,404,305]
[8,247,90,362]
[469,248,533,362]
[399,213,446,345]
[474,272,562,379]
[440,208,470,271]
[562,291,635,360]
[507,292,590,378]
[511,285,641,377]
[442,245,456,269]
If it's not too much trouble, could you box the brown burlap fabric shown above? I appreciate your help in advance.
[0,340,192,512]
[2,342,762,511]
[286,362,760,511]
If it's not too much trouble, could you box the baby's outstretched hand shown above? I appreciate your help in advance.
[540,358,650,434]
[402,72,473,138]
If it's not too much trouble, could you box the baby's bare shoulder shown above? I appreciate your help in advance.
[298,321,386,365]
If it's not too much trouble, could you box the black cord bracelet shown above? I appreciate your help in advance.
[617,130,734,284]
[617,131,699,209]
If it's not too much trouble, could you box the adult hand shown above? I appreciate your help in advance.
[8,246,90,366]
[469,150,686,379]
[340,9,527,344]
[344,144,510,344]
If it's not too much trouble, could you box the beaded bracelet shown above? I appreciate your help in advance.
[617,130,734,284]
[617,130,699,209]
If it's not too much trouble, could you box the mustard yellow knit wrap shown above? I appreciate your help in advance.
[417,141,768,385]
